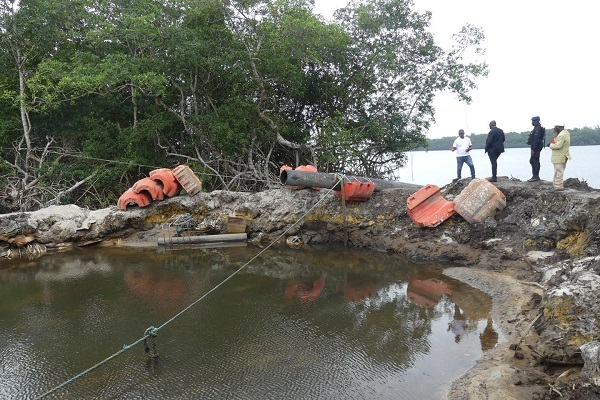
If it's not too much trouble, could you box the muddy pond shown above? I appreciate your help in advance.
[0,244,502,399]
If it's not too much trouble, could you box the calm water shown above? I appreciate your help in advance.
[398,145,600,189]
[0,246,500,400]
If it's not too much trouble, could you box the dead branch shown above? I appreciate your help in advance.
[44,172,99,207]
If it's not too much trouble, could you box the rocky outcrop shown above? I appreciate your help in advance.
[537,256,600,364]
[581,341,600,386]
[0,204,144,257]
[1,177,600,394]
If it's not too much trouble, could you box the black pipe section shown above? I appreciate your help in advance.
[280,170,422,191]
[158,233,247,245]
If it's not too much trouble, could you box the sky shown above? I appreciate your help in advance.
[313,0,600,138]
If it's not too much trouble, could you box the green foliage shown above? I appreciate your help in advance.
[1,0,492,210]
[570,126,600,146]
[310,0,487,177]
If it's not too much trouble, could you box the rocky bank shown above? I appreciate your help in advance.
[2,176,600,399]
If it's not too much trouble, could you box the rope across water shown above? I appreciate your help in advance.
[34,177,343,399]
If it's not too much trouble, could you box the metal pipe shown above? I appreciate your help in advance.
[158,233,247,245]
[280,170,422,191]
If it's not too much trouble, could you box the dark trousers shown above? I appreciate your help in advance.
[488,152,501,178]
[456,155,475,179]
[529,149,541,177]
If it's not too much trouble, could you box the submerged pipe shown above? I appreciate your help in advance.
[158,233,247,245]
[280,170,422,191]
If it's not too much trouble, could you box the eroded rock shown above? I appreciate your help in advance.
[536,256,600,365]
[581,341,600,386]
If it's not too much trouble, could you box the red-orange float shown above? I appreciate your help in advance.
[132,177,165,201]
[406,184,455,227]
[149,168,182,198]
[117,188,153,210]
[295,165,317,173]
[335,180,375,202]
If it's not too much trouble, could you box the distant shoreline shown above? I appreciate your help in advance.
[422,126,600,151]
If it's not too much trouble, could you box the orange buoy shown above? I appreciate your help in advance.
[406,185,454,228]
[132,177,165,200]
[406,184,455,227]
[117,188,153,210]
[149,168,182,198]
[335,181,375,202]
[295,165,317,173]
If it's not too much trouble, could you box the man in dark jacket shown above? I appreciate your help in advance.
[484,120,505,182]
[527,116,545,182]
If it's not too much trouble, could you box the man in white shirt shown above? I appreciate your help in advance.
[450,129,476,180]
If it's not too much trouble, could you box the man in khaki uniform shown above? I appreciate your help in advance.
[548,123,571,189]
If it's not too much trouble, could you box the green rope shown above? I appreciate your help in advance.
[34,176,343,399]
[336,172,348,183]
[35,328,154,399]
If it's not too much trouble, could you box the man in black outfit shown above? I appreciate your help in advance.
[527,116,545,182]
[484,120,505,182]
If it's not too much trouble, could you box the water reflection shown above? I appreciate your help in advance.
[407,278,453,308]
[480,318,499,351]
[407,276,499,351]
[448,304,468,343]
[284,277,325,305]
[124,268,188,315]
[336,273,377,302]
[0,245,501,400]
